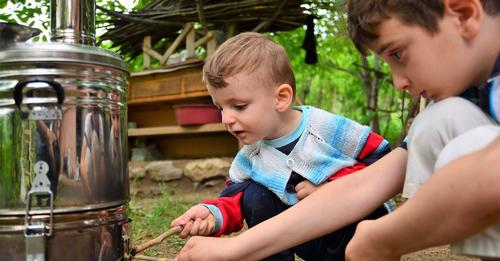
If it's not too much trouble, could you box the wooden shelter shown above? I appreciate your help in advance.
[100,0,311,159]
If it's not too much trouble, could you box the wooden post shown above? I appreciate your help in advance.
[206,31,217,58]
[226,23,237,38]
[186,24,196,58]
[143,36,152,69]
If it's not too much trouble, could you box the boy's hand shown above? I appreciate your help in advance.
[176,236,236,261]
[171,205,215,238]
[295,180,324,200]
[345,220,400,261]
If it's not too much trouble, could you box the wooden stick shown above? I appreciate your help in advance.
[130,226,182,256]
[133,254,175,261]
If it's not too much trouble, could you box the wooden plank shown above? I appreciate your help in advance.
[194,31,214,48]
[143,46,163,61]
[156,133,238,158]
[143,36,152,69]
[186,24,196,58]
[206,31,217,58]
[128,123,226,137]
[131,76,182,99]
[128,103,177,127]
[127,90,210,105]
[184,71,205,92]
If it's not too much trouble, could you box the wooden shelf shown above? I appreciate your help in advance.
[128,123,226,137]
[127,90,209,105]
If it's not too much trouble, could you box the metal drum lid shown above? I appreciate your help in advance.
[0,42,128,72]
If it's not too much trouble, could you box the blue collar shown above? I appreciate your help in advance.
[491,55,500,78]
[460,56,500,120]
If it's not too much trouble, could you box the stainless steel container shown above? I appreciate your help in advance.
[0,42,130,214]
[0,207,130,261]
[0,0,131,259]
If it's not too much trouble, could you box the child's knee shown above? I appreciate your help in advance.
[241,182,287,227]
[408,97,493,153]
[436,125,500,170]
[241,182,275,207]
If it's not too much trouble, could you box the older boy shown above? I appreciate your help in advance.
[171,32,391,261]
[345,0,500,259]
[176,0,500,260]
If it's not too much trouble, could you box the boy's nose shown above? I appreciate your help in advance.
[392,73,410,91]
[221,110,236,125]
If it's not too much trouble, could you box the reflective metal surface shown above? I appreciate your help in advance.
[51,0,96,45]
[1,0,131,259]
[0,207,130,261]
[0,43,130,215]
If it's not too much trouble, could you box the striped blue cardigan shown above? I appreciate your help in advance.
[229,106,371,205]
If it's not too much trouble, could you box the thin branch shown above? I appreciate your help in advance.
[130,226,182,256]
[353,62,387,78]
[132,255,175,261]
[323,61,362,80]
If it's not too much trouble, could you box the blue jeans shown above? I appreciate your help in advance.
[240,181,388,261]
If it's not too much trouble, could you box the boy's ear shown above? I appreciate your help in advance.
[274,84,294,112]
[444,0,482,39]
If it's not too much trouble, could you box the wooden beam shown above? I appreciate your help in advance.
[196,0,207,34]
[206,31,217,58]
[128,90,209,105]
[128,123,226,137]
[142,36,152,69]
[160,22,194,64]
[186,24,196,58]
[194,31,214,48]
[226,23,237,38]
[142,46,163,62]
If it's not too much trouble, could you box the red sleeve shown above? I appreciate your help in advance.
[327,162,366,181]
[201,192,244,237]
[358,132,387,160]
[328,132,390,181]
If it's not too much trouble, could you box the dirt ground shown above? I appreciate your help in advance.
[133,178,479,261]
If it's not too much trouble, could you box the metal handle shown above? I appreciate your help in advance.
[14,78,65,107]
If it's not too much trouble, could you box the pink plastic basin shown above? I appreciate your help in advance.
[174,104,222,126]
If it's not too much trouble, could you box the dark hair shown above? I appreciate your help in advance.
[202,32,295,94]
[347,0,500,55]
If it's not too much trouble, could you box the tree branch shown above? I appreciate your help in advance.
[130,226,182,256]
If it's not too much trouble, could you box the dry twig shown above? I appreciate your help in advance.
[132,254,175,261]
[130,226,182,256]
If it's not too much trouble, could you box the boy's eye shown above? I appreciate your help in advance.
[233,104,247,111]
[389,50,402,62]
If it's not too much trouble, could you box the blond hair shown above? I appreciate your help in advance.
[203,32,295,94]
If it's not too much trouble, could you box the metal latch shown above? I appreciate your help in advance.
[24,161,54,261]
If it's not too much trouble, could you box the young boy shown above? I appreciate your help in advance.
[175,0,500,260]
[171,32,392,261]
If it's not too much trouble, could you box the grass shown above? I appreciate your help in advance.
[128,185,207,257]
